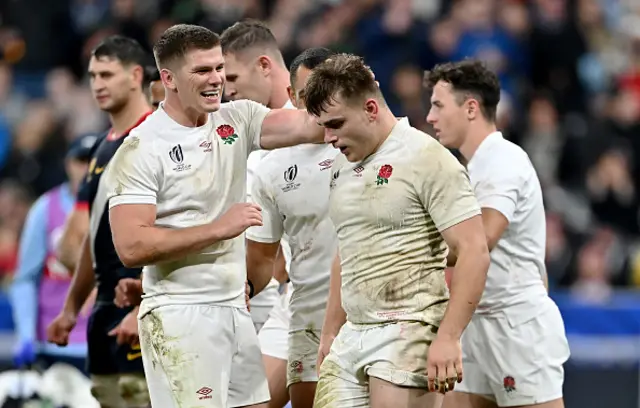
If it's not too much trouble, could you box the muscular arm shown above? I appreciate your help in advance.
[57,208,89,271]
[260,109,324,150]
[439,215,489,340]
[446,207,507,266]
[109,204,226,268]
[321,253,346,339]
[61,235,96,318]
[246,239,281,297]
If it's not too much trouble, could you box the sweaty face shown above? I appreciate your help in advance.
[149,81,165,110]
[316,96,376,163]
[223,53,270,105]
[426,81,469,149]
[170,46,225,113]
[290,65,313,109]
[88,56,136,112]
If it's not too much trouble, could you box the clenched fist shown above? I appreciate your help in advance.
[214,203,262,240]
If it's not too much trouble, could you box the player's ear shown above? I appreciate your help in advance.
[131,65,144,89]
[287,85,297,107]
[466,99,479,121]
[364,98,378,121]
[258,55,271,76]
[160,68,177,92]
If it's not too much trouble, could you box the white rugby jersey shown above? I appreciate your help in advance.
[246,101,295,315]
[329,118,481,326]
[247,142,338,332]
[104,100,269,316]
[467,132,550,324]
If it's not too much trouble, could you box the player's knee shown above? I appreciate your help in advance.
[91,375,125,408]
[119,373,150,408]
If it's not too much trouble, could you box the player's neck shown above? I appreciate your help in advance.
[268,71,291,109]
[459,122,498,162]
[110,93,152,137]
[163,94,208,127]
[371,108,399,155]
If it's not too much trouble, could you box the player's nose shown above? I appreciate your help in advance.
[323,128,337,144]
[426,109,437,125]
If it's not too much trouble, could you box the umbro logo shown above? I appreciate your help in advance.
[196,386,213,400]
[318,159,333,171]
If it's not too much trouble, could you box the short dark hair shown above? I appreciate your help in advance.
[92,35,149,68]
[423,60,501,122]
[92,35,152,85]
[289,47,336,88]
[220,19,279,55]
[304,54,381,117]
[153,24,220,68]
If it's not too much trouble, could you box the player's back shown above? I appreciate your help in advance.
[106,100,269,313]
[466,132,548,320]
[329,119,480,326]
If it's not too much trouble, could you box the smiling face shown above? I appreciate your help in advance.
[162,46,225,113]
[316,94,381,162]
[426,80,471,149]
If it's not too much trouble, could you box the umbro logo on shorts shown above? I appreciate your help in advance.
[196,386,213,400]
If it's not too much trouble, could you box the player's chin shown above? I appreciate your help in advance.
[200,98,221,112]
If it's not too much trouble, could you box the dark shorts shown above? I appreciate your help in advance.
[87,304,144,375]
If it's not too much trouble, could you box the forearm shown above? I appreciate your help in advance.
[438,247,489,340]
[247,258,277,297]
[62,236,95,317]
[117,223,222,268]
[58,235,82,271]
[321,255,346,339]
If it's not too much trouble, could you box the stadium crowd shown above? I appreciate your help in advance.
[0,0,638,313]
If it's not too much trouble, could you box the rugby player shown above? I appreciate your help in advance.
[425,60,569,408]
[304,54,490,408]
[104,24,326,408]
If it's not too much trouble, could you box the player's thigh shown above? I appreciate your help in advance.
[369,376,443,408]
[289,381,316,408]
[263,354,289,408]
[228,308,271,408]
[138,304,235,408]
[90,374,126,408]
[287,329,320,387]
[314,357,369,408]
[442,392,498,408]
[479,306,570,407]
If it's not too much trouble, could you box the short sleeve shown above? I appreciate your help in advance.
[473,168,520,223]
[229,100,270,156]
[246,167,284,243]
[416,144,481,232]
[104,132,160,208]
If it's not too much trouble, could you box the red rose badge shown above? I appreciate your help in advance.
[503,376,516,392]
[376,164,393,185]
[217,124,238,145]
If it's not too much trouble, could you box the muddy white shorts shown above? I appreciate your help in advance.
[314,321,438,408]
[138,304,270,408]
